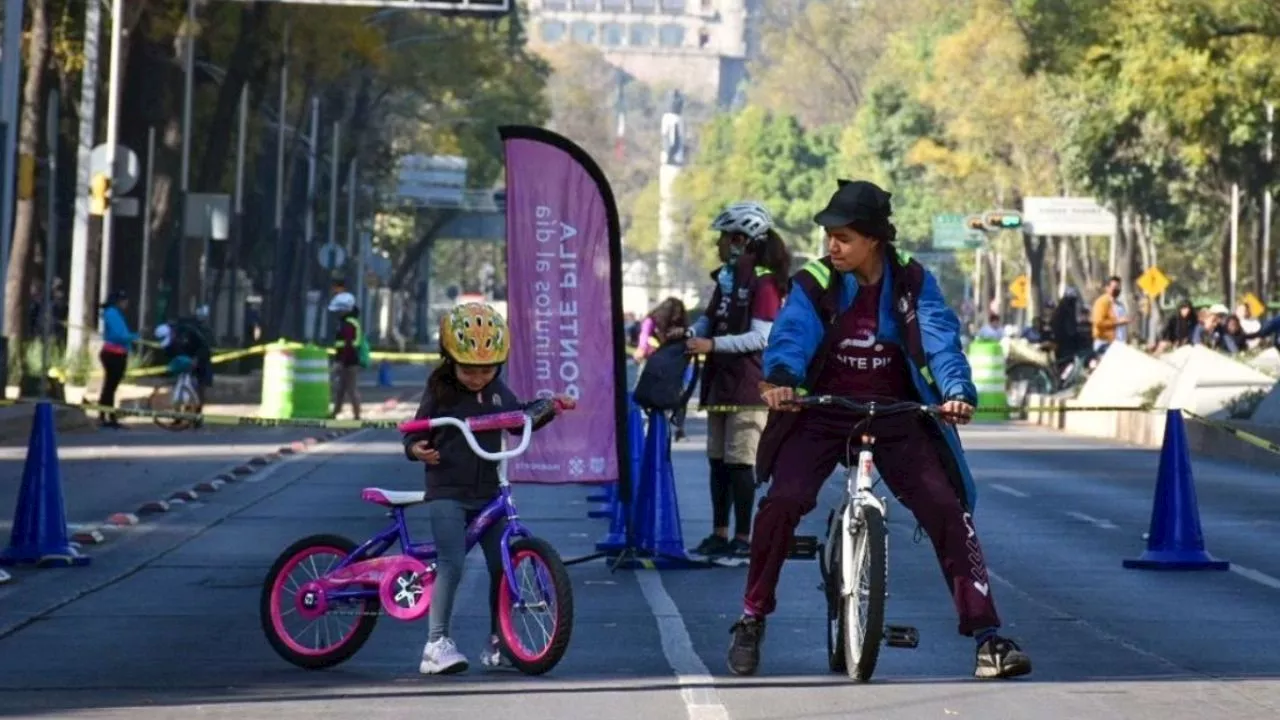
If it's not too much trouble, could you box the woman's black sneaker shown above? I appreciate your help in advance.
[728,538,751,558]
[692,534,731,557]
[975,636,1032,679]
[727,616,766,675]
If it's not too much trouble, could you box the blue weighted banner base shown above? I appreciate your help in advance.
[1122,551,1229,571]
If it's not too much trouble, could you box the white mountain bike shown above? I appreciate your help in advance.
[799,396,944,682]
[149,365,202,431]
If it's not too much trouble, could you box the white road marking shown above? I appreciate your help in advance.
[1230,564,1280,591]
[635,572,731,720]
[1064,511,1118,530]
[989,483,1029,498]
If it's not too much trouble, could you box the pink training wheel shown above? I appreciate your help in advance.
[378,556,434,621]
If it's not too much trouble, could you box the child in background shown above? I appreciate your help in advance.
[403,302,575,674]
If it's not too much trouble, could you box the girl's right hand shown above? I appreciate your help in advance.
[411,440,440,465]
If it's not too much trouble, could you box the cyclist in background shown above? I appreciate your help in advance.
[726,179,1031,681]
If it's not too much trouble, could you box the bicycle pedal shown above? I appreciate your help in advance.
[884,624,919,649]
[788,535,819,560]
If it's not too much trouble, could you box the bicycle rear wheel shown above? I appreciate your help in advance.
[260,534,380,670]
[841,504,887,682]
[149,387,189,431]
[495,536,574,675]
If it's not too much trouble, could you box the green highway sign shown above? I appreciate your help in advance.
[931,213,985,250]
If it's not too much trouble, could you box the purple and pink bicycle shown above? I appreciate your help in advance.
[259,398,574,675]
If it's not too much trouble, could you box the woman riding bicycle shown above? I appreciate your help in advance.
[726,179,1032,680]
[402,302,574,675]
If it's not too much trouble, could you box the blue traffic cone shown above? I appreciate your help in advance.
[597,398,645,552]
[1123,410,1229,571]
[0,402,91,568]
[587,482,616,519]
[377,360,392,388]
[638,410,693,562]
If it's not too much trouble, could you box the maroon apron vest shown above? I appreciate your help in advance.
[700,256,773,408]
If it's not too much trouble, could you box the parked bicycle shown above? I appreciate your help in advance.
[259,398,575,675]
[1006,342,1097,401]
[799,396,942,682]
[148,359,201,432]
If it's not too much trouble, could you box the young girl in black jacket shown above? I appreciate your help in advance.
[402,302,574,674]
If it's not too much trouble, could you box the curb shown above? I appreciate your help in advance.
[62,429,358,552]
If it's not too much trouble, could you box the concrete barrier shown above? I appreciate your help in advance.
[1154,346,1275,420]
[1022,393,1279,471]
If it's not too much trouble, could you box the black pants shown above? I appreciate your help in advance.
[98,350,128,423]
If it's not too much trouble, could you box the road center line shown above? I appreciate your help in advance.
[635,571,731,720]
[1064,511,1118,530]
[1230,564,1280,591]
[989,483,1029,498]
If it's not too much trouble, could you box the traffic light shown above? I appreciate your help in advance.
[966,215,986,231]
[89,172,111,216]
[983,211,1023,230]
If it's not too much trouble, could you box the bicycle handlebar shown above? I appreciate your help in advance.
[787,395,944,419]
[397,398,570,463]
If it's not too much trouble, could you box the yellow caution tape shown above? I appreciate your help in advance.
[1181,410,1280,455]
[0,397,405,430]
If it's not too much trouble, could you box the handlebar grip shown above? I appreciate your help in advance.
[526,398,561,430]
[468,410,529,432]
[398,418,432,434]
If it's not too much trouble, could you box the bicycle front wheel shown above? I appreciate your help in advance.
[841,504,887,682]
[496,536,574,675]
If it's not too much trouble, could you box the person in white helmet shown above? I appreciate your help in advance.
[155,309,214,426]
[680,201,793,562]
[328,290,365,419]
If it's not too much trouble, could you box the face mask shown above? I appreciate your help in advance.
[717,264,735,295]
[717,242,748,294]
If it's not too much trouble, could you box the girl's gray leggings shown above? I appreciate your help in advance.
[426,498,506,642]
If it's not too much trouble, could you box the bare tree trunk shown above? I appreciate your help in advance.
[1070,236,1095,295]
[1134,214,1161,344]
[1220,215,1233,304]
[1021,232,1047,321]
[3,0,51,362]
[1252,201,1265,300]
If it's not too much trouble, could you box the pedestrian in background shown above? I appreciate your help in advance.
[98,289,137,429]
[329,291,364,420]
[633,297,689,364]
[1090,276,1130,354]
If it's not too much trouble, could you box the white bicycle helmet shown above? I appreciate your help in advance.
[328,292,356,313]
[710,201,774,240]
[154,323,173,349]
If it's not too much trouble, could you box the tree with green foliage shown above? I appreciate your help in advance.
[663,106,837,269]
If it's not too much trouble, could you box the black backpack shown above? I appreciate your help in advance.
[633,340,701,412]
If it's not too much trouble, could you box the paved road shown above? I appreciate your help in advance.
[0,389,412,538]
[0,418,1277,719]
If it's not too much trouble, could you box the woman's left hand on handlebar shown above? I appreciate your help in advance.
[760,384,799,411]
[939,400,974,425]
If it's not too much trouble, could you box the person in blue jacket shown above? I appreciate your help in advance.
[98,289,138,428]
[726,179,1032,681]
